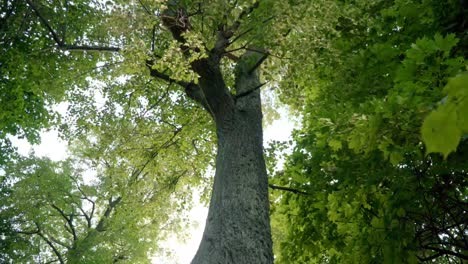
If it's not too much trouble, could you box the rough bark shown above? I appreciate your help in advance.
[152,2,274,262]
[191,55,273,264]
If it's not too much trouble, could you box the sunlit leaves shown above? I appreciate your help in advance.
[422,72,468,157]
[270,0,468,263]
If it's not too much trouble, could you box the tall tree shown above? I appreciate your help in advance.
[2,0,323,263]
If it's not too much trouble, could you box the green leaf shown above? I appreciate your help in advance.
[421,106,461,157]
[328,139,342,151]
[434,33,458,55]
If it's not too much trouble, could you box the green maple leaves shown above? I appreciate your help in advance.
[422,72,468,157]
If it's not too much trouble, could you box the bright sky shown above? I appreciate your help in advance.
[10,105,295,263]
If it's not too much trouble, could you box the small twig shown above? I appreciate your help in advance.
[268,184,310,195]
[137,0,153,16]
[235,82,267,99]
[151,24,156,52]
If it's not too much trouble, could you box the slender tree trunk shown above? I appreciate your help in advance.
[191,58,273,264]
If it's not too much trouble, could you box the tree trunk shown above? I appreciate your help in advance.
[191,59,273,264]
[154,4,274,261]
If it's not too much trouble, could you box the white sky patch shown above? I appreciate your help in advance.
[153,188,209,264]
[9,130,68,161]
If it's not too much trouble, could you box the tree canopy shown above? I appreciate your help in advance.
[269,0,467,263]
[1,0,467,263]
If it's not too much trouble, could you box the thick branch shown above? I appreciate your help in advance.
[96,196,122,232]
[158,3,235,120]
[268,184,310,195]
[248,53,269,74]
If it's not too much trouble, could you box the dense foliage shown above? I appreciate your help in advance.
[0,0,310,262]
[1,0,467,263]
[270,0,467,263]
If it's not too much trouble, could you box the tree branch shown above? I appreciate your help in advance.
[95,196,122,232]
[35,223,65,264]
[268,184,310,195]
[25,0,63,45]
[44,232,72,250]
[137,0,153,16]
[248,53,269,74]
[228,16,275,47]
[235,82,267,99]
[69,176,96,228]
[227,1,260,35]
[26,0,120,52]
[145,60,191,87]
[59,45,120,52]
[16,229,39,235]
[50,204,77,241]
[420,246,468,261]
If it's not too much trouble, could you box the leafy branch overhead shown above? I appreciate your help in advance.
[1,0,467,263]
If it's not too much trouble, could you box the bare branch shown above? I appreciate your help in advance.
[50,204,77,241]
[268,184,310,195]
[35,223,65,264]
[235,82,267,99]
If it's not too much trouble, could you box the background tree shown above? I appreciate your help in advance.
[0,147,192,263]
[270,0,467,263]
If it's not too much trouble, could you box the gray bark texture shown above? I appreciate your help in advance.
[152,3,274,263]
[191,55,273,264]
